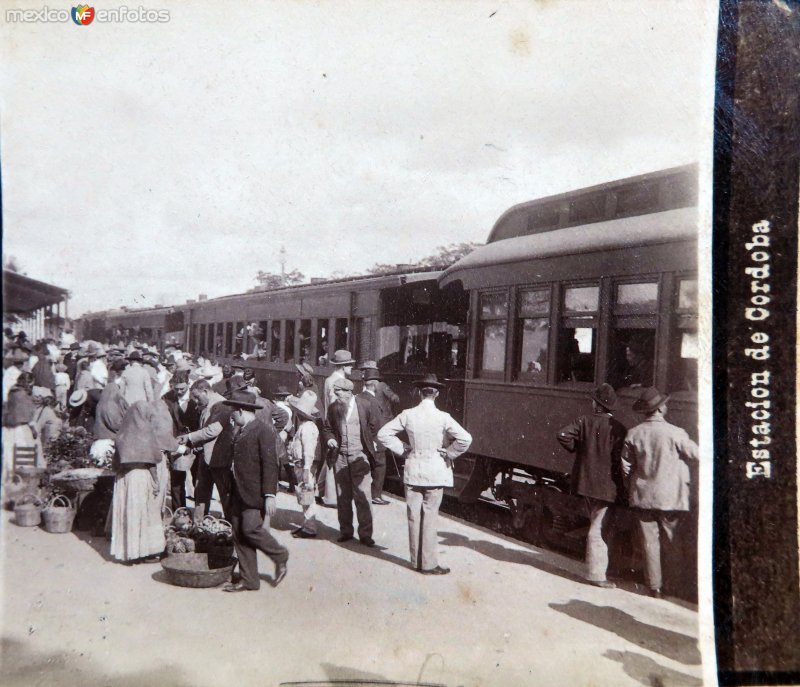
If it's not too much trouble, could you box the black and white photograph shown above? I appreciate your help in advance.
[2,1,796,686]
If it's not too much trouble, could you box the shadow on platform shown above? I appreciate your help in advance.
[437,530,585,584]
[549,599,701,666]
[603,649,703,687]
[72,528,116,563]
[0,637,194,687]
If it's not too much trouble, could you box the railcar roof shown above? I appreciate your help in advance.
[440,206,698,288]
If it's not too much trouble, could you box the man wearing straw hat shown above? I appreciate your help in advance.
[621,386,699,598]
[287,391,322,538]
[221,390,288,592]
[557,383,627,589]
[378,373,472,575]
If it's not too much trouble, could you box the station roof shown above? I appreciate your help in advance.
[2,270,69,315]
[439,206,698,289]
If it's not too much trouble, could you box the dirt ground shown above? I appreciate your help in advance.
[0,492,706,686]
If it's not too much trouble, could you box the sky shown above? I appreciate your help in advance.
[1,0,718,317]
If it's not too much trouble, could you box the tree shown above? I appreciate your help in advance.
[365,241,482,276]
[254,268,305,289]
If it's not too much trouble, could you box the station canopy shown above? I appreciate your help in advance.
[3,270,69,315]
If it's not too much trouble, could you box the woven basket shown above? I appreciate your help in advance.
[161,553,235,588]
[42,495,76,534]
[14,501,42,527]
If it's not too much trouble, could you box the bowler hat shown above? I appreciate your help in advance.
[330,350,355,366]
[127,350,143,362]
[289,391,320,421]
[69,342,80,350]
[591,383,617,411]
[359,360,378,370]
[69,389,88,407]
[223,390,261,411]
[632,386,670,413]
[272,385,292,398]
[363,368,381,382]
[332,377,354,392]
[412,373,445,389]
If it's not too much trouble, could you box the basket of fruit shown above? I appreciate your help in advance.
[160,552,235,588]
[14,493,43,527]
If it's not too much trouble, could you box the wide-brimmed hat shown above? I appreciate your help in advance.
[87,342,105,357]
[330,349,355,366]
[412,373,445,389]
[332,377,354,392]
[591,383,617,411]
[295,362,314,376]
[289,391,320,421]
[632,386,670,413]
[359,360,378,370]
[223,389,260,411]
[69,342,80,350]
[69,389,88,407]
[196,364,217,379]
[363,368,381,382]
[127,350,143,362]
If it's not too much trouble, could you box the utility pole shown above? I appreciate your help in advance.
[279,244,286,286]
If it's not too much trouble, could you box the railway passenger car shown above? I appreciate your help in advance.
[180,272,469,420]
[440,164,699,589]
[76,306,184,349]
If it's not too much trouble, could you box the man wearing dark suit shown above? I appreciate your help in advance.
[358,365,399,505]
[162,372,200,508]
[221,390,289,593]
[322,377,382,546]
[178,379,235,521]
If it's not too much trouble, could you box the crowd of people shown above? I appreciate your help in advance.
[2,326,698,598]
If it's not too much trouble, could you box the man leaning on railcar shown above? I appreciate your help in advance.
[557,383,627,589]
[621,387,699,599]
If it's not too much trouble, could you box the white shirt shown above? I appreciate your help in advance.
[90,359,108,387]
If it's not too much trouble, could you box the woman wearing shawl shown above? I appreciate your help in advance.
[94,360,129,440]
[1,372,44,481]
[110,399,177,563]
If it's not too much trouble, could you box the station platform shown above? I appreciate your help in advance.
[0,489,704,687]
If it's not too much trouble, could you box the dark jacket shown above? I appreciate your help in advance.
[32,357,56,391]
[371,382,399,425]
[185,392,235,468]
[162,389,200,435]
[322,395,381,462]
[557,411,626,503]
[230,418,279,509]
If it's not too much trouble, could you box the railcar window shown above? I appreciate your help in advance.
[377,322,467,375]
[215,323,224,357]
[225,322,234,355]
[557,286,598,384]
[299,320,311,364]
[270,321,281,362]
[317,322,329,366]
[478,292,508,376]
[515,289,549,382]
[235,321,244,355]
[670,278,698,393]
[285,320,296,363]
[608,281,658,389]
[334,318,349,351]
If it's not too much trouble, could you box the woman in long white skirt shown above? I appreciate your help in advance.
[111,399,176,563]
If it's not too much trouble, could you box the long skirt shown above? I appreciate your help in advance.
[110,460,169,561]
